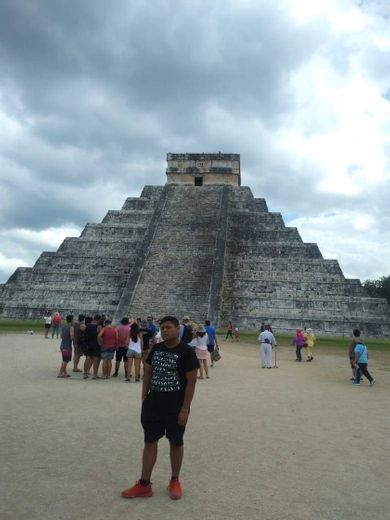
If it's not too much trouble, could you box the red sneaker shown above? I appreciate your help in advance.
[168,479,182,500]
[121,481,153,499]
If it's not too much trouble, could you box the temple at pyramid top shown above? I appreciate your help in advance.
[166,153,241,186]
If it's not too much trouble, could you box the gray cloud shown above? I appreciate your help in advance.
[0,0,389,282]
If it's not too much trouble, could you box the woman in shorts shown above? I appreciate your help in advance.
[98,319,118,379]
[195,327,210,379]
[127,322,143,382]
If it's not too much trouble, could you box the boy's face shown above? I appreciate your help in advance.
[160,321,180,342]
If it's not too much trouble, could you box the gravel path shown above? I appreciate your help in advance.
[1,333,389,520]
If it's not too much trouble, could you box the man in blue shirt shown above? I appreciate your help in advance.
[204,320,219,367]
[353,334,376,386]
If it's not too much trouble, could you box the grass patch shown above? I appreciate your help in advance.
[216,329,390,352]
[0,320,43,334]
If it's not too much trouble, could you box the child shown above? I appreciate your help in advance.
[58,315,74,378]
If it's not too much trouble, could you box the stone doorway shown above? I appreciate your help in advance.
[195,175,203,186]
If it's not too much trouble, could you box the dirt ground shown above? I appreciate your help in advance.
[1,333,389,520]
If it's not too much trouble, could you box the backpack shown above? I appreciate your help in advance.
[181,324,193,344]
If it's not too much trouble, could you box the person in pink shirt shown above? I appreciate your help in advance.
[98,319,118,379]
[113,317,131,378]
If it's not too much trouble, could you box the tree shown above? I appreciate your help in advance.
[363,276,390,305]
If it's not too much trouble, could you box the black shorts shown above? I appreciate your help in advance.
[85,344,101,358]
[116,347,128,362]
[207,344,215,353]
[44,324,51,329]
[141,395,186,447]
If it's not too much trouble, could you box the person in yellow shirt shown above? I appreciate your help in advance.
[304,328,316,362]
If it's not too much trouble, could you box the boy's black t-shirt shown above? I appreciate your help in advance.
[145,341,199,407]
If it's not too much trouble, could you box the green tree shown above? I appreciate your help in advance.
[363,276,390,305]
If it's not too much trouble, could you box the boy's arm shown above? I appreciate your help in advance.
[178,369,197,426]
[70,326,74,341]
[142,363,152,400]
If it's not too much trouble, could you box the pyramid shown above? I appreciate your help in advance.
[1,153,389,336]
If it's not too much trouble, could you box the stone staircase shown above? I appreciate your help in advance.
[1,181,389,336]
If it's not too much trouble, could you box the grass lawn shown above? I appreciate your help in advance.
[217,329,390,352]
[0,320,43,334]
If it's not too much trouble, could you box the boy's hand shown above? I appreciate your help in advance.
[178,409,189,426]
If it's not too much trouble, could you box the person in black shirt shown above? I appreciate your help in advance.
[121,316,199,501]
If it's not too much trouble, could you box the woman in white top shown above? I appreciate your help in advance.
[126,323,143,382]
[194,327,210,379]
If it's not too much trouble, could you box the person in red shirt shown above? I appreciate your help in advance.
[98,319,118,379]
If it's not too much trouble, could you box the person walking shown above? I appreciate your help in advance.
[204,319,218,367]
[352,334,376,386]
[294,328,305,362]
[304,328,316,362]
[113,317,131,378]
[57,315,74,378]
[121,316,199,500]
[126,322,144,382]
[258,324,277,368]
[225,321,233,341]
[349,329,363,381]
[180,316,194,344]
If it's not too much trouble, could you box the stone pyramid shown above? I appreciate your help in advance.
[1,153,389,336]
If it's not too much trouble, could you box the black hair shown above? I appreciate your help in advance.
[130,322,139,342]
[66,314,73,323]
[159,316,179,327]
[85,316,92,325]
[78,314,85,321]
[205,320,211,326]
[121,317,129,325]
[94,314,101,321]
[104,319,112,326]
[353,328,360,337]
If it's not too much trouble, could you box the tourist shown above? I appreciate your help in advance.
[84,314,102,379]
[113,317,131,378]
[194,326,209,379]
[140,319,154,368]
[57,314,74,378]
[98,319,118,379]
[121,316,199,500]
[51,311,62,339]
[352,330,376,386]
[43,312,52,338]
[349,329,363,381]
[304,328,316,362]
[204,319,218,367]
[294,328,305,362]
[72,314,86,372]
[180,316,193,344]
[225,321,233,341]
[234,327,240,342]
[258,324,277,368]
[127,322,143,382]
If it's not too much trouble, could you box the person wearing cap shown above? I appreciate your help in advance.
[304,328,316,362]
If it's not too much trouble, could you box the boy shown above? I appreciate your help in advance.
[121,316,199,500]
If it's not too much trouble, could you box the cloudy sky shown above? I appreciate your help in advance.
[1,0,389,284]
